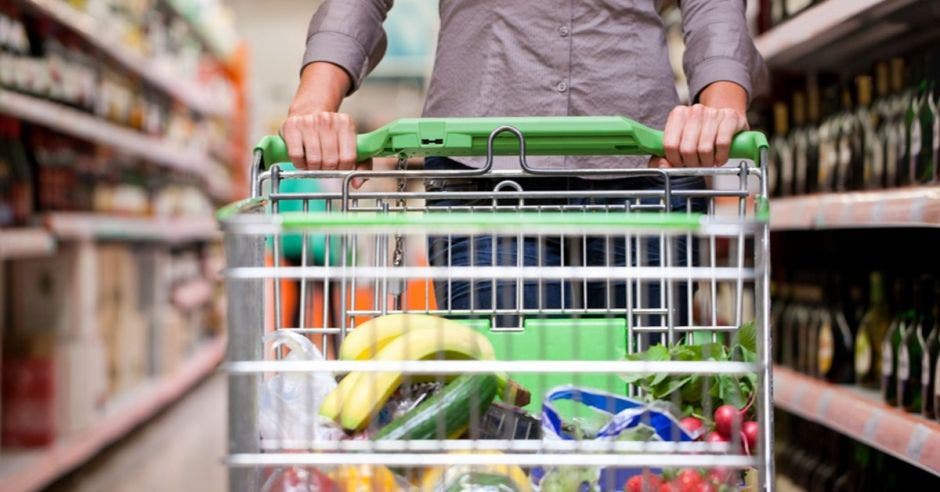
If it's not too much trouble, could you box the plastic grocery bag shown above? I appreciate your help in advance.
[258,330,344,447]
[535,386,694,491]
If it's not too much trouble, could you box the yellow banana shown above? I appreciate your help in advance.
[319,370,360,421]
[339,313,467,361]
[324,315,478,420]
[338,324,497,430]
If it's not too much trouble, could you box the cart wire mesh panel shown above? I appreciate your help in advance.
[219,117,773,491]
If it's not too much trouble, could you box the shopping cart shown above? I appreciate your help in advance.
[219,116,773,491]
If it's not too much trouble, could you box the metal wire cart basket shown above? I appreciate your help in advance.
[219,117,773,491]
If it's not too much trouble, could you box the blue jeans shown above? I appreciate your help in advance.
[425,157,706,329]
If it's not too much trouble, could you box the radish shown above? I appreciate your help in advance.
[626,473,663,492]
[694,483,716,492]
[713,404,744,438]
[676,469,704,492]
[679,417,703,434]
[659,482,678,492]
[703,431,727,443]
[741,421,759,450]
[706,467,733,485]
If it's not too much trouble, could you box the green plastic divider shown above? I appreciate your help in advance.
[278,210,705,232]
[254,116,768,168]
[454,317,628,411]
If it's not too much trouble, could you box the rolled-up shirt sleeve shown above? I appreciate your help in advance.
[679,0,768,102]
[302,0,394,93]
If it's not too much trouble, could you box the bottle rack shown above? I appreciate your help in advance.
[756,0,940,479]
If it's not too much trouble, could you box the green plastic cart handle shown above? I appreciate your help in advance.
[255,116,768,169]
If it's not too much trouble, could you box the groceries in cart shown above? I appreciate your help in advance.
[223,117,771,491]
[275,314,756,491]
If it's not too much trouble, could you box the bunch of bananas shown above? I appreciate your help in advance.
[320,314,526,430]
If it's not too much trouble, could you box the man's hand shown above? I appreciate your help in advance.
[282,110,359,170]
[281,62,371,186]
[654,81,749,168]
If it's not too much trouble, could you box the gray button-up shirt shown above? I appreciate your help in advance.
[303,0,766,170]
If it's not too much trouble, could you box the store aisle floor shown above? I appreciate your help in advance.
[48,374,227,492]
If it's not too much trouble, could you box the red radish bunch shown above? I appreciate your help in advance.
[708,404,759,455]
[625,473,663,492]
[679,417,703,434]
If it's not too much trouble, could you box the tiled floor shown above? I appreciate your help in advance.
[48,374,227,492]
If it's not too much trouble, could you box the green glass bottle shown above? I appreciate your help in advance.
[914,55,936,184]
[881,278,909,406]
[886,58,910,188]
[870,61,891,189]
[906,56,926,185]
[836,86,858,191]
[770,101,792,197]
[899,277,934,412]
[855,272,892,388]
[818,278,855,384]
[924,284,940,419]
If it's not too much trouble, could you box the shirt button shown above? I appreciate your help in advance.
[556,81,568,92]
[559,25,570,37]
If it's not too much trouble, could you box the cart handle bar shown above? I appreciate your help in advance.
[255,116,768,169]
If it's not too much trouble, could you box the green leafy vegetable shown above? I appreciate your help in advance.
[619,323,759,418]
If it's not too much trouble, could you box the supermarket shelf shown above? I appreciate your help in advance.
[755,0,935,70]
[769,187,940,230]
[0,89,232,200]
[45,213,219,243]
[18,0,230,117]
[773,366,940,476]
[161,0,235,63]
[0,227,55,259]
[172,277,215,311]
[0,336,225,492]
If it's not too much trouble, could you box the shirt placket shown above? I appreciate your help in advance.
[559,2,574,168]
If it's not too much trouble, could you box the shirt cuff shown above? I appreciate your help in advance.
[301,30,371,94]
[687,56,753,103]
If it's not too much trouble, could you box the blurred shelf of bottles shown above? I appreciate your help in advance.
[0,0,247,210]
[773,271,940,422]
[5,0,238,114]
[1,116,214,228]
[775,410,940,490]
[763,50,939,199]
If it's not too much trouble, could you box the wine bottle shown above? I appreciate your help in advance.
[791,91,811,195]
[885,58,910,188]
[805,77,822,193]
[837,85,862,191]
[771,101,792,197]
[898,277,930,412]
[923,291,940,419]
[855,75,879,190]
[906,56,925,185]
[818,278,855,384]
[817,81,843,192]
[855,272,891,389]
[870,61,891,189]
[881,278,909,406]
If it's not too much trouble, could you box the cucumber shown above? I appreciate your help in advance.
[374,374,498,440]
